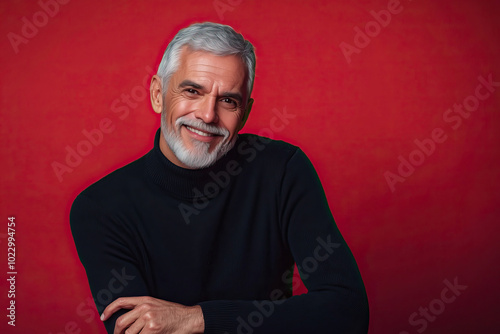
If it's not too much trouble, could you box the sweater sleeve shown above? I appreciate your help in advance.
[70,193,150,333]
[198,148,369,333]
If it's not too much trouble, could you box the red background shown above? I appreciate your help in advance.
[1,0,499,333]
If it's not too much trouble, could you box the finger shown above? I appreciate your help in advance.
[120,315,146,334]
[113,307,144,334]
[101,297,146,321]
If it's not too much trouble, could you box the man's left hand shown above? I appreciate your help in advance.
[100,296,204,334]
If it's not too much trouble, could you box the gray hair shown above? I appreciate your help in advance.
[157,22,256,102]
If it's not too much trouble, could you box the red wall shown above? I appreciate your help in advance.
[1,0,499,333]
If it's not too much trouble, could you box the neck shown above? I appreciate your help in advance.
[146,128,241,200]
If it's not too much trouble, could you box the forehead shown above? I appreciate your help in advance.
[173,47,247,92]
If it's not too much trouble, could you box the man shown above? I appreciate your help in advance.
[70,22,369,333]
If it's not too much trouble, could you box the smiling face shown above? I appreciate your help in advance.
[150,46,253,169]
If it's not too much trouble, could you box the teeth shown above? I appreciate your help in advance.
[186,126,213,137]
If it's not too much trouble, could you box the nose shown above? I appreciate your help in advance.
[194,95,218,124]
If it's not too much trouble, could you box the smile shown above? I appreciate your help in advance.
[185,125,217,137]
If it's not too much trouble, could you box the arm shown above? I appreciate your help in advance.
[198,148,369,333]
[71,194,205,334]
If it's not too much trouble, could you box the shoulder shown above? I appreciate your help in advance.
[231,134,316,185]
[235,133,314,170]
[69,154,150,256]
[236,133,300,163]
[71,151,149,213]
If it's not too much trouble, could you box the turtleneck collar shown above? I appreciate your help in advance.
[145,128,242,200]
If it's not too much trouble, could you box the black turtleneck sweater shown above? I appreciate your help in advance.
[70,129,369,333]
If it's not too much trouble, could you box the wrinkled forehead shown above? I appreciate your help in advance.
[174,46,249,96]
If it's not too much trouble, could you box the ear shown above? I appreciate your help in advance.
[238,98,254,131]
[150,75,163,114]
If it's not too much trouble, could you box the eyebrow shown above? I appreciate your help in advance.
[179,80,244,105]
[179,80,204,90]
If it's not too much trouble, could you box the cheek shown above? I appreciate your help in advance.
[219,112,242,134]
[166,98,195,121]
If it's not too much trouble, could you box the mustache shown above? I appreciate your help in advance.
[176,117,229,137]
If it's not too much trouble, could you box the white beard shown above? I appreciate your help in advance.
[161,110,236,169]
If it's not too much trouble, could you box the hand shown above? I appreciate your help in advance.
[100,296,204,334]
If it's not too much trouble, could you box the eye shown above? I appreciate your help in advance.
[220,98,238,108]
[184,88,199,95]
